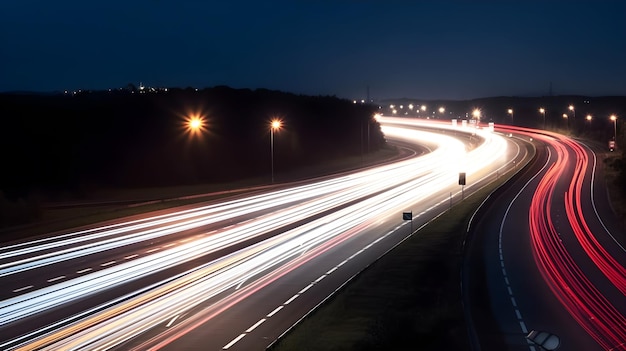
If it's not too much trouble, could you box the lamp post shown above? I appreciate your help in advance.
[270,119,282,183]
[586,114,592,123]
[569,105,575,120]
[472,109,481,124]
[539,108,546,128]
[507,109,513,123]
[610,115,617,141]
[563,113,569,130]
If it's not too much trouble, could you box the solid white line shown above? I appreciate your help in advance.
[101,261,116,267]
[124,254,138,260]
[13,285,33,293]
[76,268,92,274]
[223,333,246,349]
[245,319,266,333]
[267,306,283,317]
[47,275,66,282]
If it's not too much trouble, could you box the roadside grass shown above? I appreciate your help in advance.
[268,175,511,351]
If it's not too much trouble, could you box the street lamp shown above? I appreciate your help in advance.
[610,115,617,141]
[439,107,445,114]
[185,114,206,136]
[563,113,569,130]
[539,108,546,128]
[586,114,592,122]
[569,105,575,119]
[507,108,513,123]
[270,119,282,183]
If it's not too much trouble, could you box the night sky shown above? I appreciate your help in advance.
[2,1,625,100]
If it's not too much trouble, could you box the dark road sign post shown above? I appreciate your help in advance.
[403,211,413,234]
[459,172,466,200]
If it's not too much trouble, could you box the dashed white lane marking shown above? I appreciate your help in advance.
[162,243,175,248]
[47,275,66,282]
[284,294,299,305]
[124,254,138,260]
[223,333,246,349]
[76,268,92,274]
[298,284,313,294]
[223,216,412,350]
[245,318,266,333]
[13,285,33,293]
[101,260,116,267]
[266,306,283,318]
[146,248,160,253]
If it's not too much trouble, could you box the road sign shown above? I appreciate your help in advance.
[458,172,466,185]
[402,211,412,220]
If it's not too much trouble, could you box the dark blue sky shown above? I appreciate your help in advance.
[2,0,625,100]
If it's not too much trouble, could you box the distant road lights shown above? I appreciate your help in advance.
[539,108,546,127]
[270,119,282,184]
[569,105,575,119]
[586,114,592,122]
[421,105,427,112]
[408,103,414,110]
[507,108,514,122]
[392,109,397,115]
[439,107,445,114]
[610,114,617,141]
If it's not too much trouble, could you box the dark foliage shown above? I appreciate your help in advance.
[0,87,385,201]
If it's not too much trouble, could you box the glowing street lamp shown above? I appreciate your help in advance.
[472,109,481,122]
[438,107,445,114]
[507,108,513,122]
[586,114,592,122]
[185,114,206,136]
[569,105,575,119]
[539,108,546,127]
[270,119,282,183]
[610,115,617,141]
[421,105,427,112]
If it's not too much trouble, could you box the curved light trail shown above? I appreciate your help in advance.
[498,125,626,351]
[1,119,510,350]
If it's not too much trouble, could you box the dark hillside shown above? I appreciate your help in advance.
[0,87,385,202]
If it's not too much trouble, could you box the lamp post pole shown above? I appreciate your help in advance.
[270,120,282,184]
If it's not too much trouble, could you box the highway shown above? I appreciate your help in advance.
[1,118,521,350]
[466,125,626,351]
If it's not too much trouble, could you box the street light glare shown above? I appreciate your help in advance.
[186,115,206,135]
[271,119,282,130]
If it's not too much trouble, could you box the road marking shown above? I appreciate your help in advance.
[326,267,337,274]
[162,243,175,248]
[47,275,66,282]
[124,254,138,260]
[13,285,33,293]
[166,315,179,327]
[146,248,160,253]
[76,268,92,274]
[284,294,299,305]
[223,333,246,349]
[266,305,283,317]
[101,260,116,267]
[245,318,266,333]
[298,284,313,294]
[314,274,326,283]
